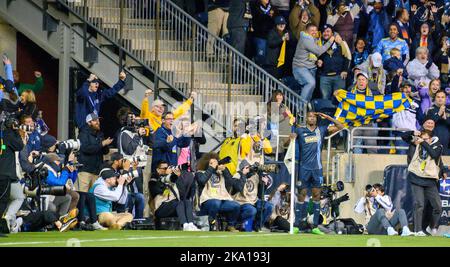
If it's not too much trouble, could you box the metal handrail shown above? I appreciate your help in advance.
[324,128,350,185]
[61,0,307,128]
[55,0,231,139]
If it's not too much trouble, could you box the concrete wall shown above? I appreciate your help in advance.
[336,154,450,224]
[0,18,17,76]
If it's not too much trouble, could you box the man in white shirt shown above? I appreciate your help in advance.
[354,183,413,236]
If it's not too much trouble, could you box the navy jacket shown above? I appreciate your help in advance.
[318,43,350,76]
[426,104,450,155]
[151,126,191,172]
[383,57,408,77]
[75,79,125,129]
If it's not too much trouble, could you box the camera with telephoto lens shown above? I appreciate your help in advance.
[365,184,376,195]
[321,181,349,218]
[0,111,19,130]
[23,163,67,198]
[129,155,147,163]
[58,139,81,152]
[168,162,189,172]
[248,162,279,174]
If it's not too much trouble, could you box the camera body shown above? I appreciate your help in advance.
[248,162,279,175]
[168,162,189,172]
[23,163,66,198]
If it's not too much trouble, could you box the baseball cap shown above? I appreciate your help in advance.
[239,159,251,171]
[374,0,383,3]
[371,52,382,68]
[41,134,57,151]
[90,79,101,84]
[274,16,287,25]
[323,24,334,32]
[86,113,100,123]
[401,79,414,88]
[356,72,369,79]
[110,152,124,162]
[100,168,119,180]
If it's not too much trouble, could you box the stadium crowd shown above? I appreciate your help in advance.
[0,0,449,237]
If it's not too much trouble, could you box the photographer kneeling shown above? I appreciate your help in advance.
[195,153,240,232]
[233,160,273,232]
[90,168,133,230]
[43,153,80,218]
[149,161,199,231]
[406,129,443,236]
[354,184,413,236]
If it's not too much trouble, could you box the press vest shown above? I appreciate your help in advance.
[233,173,260,205]
[199,171,233,204]
[407,145,440,179]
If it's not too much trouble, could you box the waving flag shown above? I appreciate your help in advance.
[333,89,412,127]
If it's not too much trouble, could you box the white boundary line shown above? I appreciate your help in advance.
[0,233,287,246]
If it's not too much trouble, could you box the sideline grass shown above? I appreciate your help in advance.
[0,230,449,247]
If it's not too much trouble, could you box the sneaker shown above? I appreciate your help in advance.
[183,223,191,231]
[426,226,438,236]
[59,208,79,224]
[79,221,95,231]
[400,226,413,237]
[209,219,217,231]
[92,221,108,231]
[226,226,239,233]
[415,231,427,237]
[387,227,398,236]
[60,218,78,232]
[444,233,450,238]
[10,218,23,234]
[293,227,300,234]
[311,227,325,235]
[188,222,201,231]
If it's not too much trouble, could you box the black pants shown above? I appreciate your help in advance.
[22,210,59,232]
[410,181,442,232]
[0,178,11,218]
[155,171,196,224]
[272,216,290,232]
[77,192,97,224]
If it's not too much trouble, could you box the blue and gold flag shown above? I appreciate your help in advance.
[333,89,412,128]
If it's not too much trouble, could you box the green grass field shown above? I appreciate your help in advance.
[0,230,449,247]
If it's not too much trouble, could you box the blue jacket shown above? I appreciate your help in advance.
[383,57,408,77]
[367,10,391,50]
[46,168,78,186]
[26,130,41,154]
[75,79,125,129]
[151,126,191,172]
[0,63,19,101]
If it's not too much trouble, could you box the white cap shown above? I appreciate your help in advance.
[371,52,382,68]
[86,113,99,123]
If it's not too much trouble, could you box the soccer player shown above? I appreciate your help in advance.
[292,112,344,234]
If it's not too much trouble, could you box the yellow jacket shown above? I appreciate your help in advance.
[140,98,193,133]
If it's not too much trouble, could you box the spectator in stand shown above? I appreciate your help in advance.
[355,52,386,94]
[417,79,449,117]
[366,0,395,50]
[316,0,334,31]
[75,72,126,129]
[410,22,437,59]
[149,160,200,231]
[13,70,44,95]
[227,0,252,55]
[264,16,296,79]
[292,23,337,101]
[351,38,369,69]
[76,113,111,231]
[326,0,363,48]
[406,47,440,88]
[17,90,38,120]
[344,72,381,154]
[0,57,20,114]
[20,115,41,154]
[289,0,320,40]
[195,152,241,232]
[434,35,450,86]
[411,0,442,32]
[375,23,410,64]
[392,79,420,154]
[151,112,191,173]
[206,0,231,57]
[426,90,450,155]
[383,48,409,78]
[90,168,133,230]
[251,0,276,66]
[317,24,351,99]
[394,8,412,46]
[140,90,196,134]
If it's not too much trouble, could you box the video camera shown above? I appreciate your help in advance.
[248,162,279,175]
[321,181,349,218]
[0,111,19,130]
[23,163,67,198]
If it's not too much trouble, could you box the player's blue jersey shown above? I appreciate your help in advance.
[294,125,328,171]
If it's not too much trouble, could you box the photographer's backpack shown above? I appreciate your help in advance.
[328,218,364,235]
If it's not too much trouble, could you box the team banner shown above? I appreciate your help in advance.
[333,89,412,128]
[384,165,449,226]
